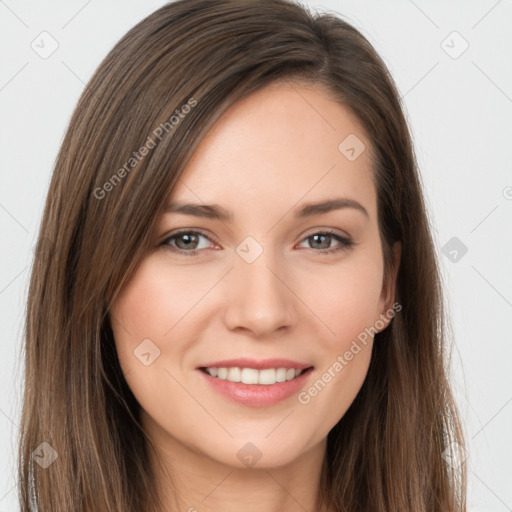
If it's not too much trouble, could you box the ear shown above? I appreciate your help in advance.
[376,241,401,332]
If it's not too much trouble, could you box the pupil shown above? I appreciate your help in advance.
[311,234,329,249]
[177,234,198,250]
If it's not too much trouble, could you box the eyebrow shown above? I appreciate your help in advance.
[164,197,369,221]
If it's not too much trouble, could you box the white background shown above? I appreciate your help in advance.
[1,1,511,510]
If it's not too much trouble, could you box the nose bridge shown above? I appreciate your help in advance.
[224,236,295,334]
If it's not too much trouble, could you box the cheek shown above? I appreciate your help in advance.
[298,253,384,348]
[297,277,380,432]
[294,252,383,429]
[109,258,208,424]
[110,257,208,352]
[109,257,204,395]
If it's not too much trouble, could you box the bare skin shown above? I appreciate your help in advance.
[110,80,401,512]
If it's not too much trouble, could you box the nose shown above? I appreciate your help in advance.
[223,248,296,337]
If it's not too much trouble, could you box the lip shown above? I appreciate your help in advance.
[197,365,314,407]
[197,358,312,370]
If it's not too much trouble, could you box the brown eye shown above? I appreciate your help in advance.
[162,230,214,255]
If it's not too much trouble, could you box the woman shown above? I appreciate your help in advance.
[19,0,467,510]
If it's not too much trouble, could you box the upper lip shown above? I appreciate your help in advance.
[197,358,313,370]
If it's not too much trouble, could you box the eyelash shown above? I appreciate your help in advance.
[161,229,355,256]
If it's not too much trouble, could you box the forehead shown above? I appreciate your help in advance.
[168,81,377,222]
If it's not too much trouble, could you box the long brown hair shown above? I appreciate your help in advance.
[18,0,467,510]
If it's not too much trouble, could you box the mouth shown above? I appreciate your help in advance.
[195,358,314,406]
[198,366,314,385]
[197,364,315,407]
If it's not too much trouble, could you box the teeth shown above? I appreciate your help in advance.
[241,368,259,384]
[228,367,241,382]
[276,368,287,382]
[204,366,305,385]
[258,368,275,385]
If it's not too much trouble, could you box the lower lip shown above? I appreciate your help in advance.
[197,368,314,407]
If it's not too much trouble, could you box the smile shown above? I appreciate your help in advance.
[201,366,309,385]
[197,365,315,407]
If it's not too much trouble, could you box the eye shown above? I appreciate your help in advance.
[161,229,355,256]
[162,230,215,256]
[296,230,355,254]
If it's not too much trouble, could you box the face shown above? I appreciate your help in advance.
[110,81,400,471]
